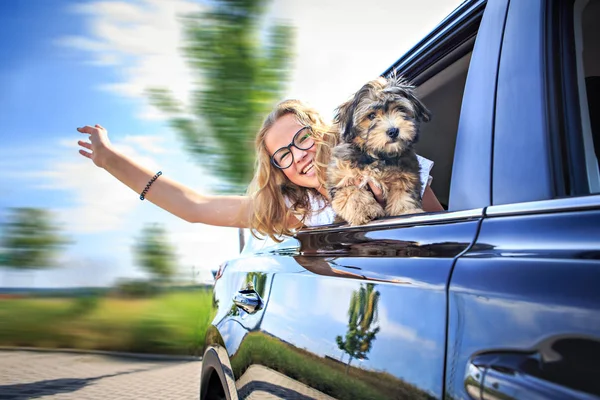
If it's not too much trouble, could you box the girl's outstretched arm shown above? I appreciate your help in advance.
[77,124,252,228]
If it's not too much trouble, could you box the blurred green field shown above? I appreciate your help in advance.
[0,290,215,356]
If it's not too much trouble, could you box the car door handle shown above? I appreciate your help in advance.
[482,364,596,400]
[233,289,263,314]
[467,352,598,400]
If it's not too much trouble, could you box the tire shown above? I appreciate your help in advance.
[203,371,226,400]
[200,347,230,400]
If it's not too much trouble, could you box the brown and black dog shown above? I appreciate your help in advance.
[327,75,431,226]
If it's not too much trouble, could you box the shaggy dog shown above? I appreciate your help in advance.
[327,76,431,226]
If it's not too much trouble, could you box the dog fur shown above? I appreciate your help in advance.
[327,75,431,226]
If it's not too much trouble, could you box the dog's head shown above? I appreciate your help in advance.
[334,75,431,154]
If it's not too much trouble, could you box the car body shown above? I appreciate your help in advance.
[201,0,600,399]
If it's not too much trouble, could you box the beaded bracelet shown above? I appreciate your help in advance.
[140,171,162,200]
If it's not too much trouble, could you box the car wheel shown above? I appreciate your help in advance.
[202,371,226,400]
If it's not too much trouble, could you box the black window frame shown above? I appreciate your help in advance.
[545,0,591,197]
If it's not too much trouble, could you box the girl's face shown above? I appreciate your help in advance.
[265,113,320,190]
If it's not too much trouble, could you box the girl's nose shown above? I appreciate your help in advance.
[291,146,307,163]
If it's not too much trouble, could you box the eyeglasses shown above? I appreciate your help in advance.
[270,126,315,169]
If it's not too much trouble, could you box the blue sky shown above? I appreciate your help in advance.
[0,0,462,288]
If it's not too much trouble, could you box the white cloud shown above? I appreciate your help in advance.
[167,221,240,276]
[377,303,437,350]
[56,36,110,53]
[121,134,170,154]
[68,1,150,22]
[30,138,157,233]
[19,133,188,235]
[58,0,203,120]
[312,277,355,324]
[269,0,464,118]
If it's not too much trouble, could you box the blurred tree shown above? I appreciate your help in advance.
[147,0,294,251]
[245,271,267,297]
[0,207,69,272]
[133,224,177,283]
[336,283,381,374]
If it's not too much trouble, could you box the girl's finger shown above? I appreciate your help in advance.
[368,181,381,195]
[78,140,92,150]
[77,126,96,134]
[95,124,105,130]
[368,181,385,205]
[79,149,92,158]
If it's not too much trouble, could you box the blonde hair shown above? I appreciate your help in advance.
[246,99,337,242]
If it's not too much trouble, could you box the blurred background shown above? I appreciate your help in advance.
[0,0,462,356]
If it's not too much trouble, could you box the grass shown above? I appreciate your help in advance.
[231,332,435,400]
[0,290,215,356]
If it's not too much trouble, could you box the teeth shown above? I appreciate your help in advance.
[302,163,314,174]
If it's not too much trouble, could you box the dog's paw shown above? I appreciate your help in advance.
[332,186,385,226]
[386,205,424,217]
[403,207,424,216]
[346,203,385,226]
[385,194,423,217]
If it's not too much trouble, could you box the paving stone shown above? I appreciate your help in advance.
[0,351,201,400]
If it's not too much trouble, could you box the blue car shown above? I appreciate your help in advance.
[201,0,600,398]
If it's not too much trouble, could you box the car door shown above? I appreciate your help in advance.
[221,1,509,399]
[446,1,600,398]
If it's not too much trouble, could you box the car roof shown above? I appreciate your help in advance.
[382,0,484,78]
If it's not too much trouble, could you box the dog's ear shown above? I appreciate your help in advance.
[334,97,358,143]
[335,81,380,143]
[408,92,431,123]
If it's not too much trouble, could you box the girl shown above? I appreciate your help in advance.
[77,99,443,243]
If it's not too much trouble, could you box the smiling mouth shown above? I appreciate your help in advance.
[301,163,314,175]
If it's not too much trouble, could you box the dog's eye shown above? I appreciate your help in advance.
[368,112,377,121]
[395,106,408,114]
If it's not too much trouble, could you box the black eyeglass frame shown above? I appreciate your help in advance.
[270,126,315,170]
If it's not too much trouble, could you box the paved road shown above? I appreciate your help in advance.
[237,365,336,400]
[0,350,202,400]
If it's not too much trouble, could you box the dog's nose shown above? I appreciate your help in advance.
[387,127,399,139]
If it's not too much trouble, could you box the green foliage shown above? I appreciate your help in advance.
[114,278,160,298]
[0,290,215,355]
[0,207,69,270]
[0,298,74,348]
[336,283,381,373]
[129,318,175,353]
[245,272,267,296]
[147,0,294,194]
[132,224,176,282]
[69,295,100,316]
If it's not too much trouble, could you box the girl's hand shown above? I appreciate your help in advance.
[77,124,114,169]
[353,177,386,207]
[367,180,385,207]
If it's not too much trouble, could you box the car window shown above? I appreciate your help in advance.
[574,0,600,193]
[411,49,474,211]
[385,3,489,212]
